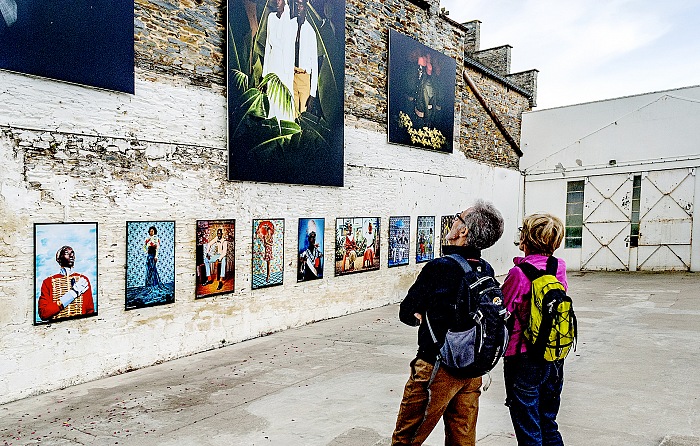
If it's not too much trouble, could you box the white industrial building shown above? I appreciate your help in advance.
[521,85,700,271]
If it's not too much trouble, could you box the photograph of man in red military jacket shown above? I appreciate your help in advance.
[34,223,97,324]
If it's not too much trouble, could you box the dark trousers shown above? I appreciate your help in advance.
[503,354,565,446]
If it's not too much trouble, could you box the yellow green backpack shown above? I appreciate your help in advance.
[516,256,577,361]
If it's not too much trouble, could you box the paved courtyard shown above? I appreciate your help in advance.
[1,272,699,446]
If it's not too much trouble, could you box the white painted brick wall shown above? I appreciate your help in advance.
[0,68,522,404]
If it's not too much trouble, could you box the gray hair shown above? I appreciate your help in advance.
[462,200,504,250]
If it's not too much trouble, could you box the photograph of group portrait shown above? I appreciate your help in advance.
[227,0,346,186]
[33,222,98,325]
[196,220,235,299]
[125,221,176,310]
[388,216,410,267]
[334,217,380,276]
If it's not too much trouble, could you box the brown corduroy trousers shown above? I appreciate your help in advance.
[392,358,482,446]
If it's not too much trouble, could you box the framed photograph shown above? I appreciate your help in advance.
[34,222,98,325]
[335,217,380,276]
[196,220,235,299]
[416,216,435,263]
[440,215,453,257]
[252,219,284,289]
[0,0,134,93]
[388,216,410,267]
[227,0,346,186]
[298,218,325,282]
[125,221,176,310]
[388,29,457,153]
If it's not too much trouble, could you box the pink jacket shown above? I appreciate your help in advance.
[501,254,568,356]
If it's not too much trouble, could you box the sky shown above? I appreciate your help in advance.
[439,0,700,109]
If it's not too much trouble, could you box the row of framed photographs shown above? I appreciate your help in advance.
[33,216,457,325]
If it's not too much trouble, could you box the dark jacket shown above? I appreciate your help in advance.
[399,244,496,364]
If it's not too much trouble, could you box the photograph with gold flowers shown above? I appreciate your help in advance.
[387,29,456,153]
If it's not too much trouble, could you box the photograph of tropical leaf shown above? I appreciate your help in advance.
[228,0,345,186]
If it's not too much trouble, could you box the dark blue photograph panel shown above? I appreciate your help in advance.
[0,0,134,93]
[388,29,456,153]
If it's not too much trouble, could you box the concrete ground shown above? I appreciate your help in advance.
[1,272,699,446]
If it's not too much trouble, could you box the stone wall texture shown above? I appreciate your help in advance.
[0,0,533,404]
[474,45,512,77]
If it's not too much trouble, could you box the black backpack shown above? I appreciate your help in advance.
[425,254,510,378]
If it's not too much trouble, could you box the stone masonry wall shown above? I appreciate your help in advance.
[344,0,530,168]
[134,0,226,88]
[0,0,531,404]
[474,45,512,77]
[507,70,539,108]
[462,68,530,169]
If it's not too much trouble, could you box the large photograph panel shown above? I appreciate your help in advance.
[126,221,176,310]
[34,223,98,325]
[388,29,456,153]
[0,0,134,93]
[227,0,345,186]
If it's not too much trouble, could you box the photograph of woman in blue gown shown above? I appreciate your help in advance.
[125,221,175,310]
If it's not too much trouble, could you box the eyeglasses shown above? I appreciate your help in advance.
[454,212,466,226]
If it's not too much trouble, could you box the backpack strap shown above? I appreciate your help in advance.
[444,254,473,275]
[422,311,443,389]
[445,254,474,317]
[516,256,559,280]
[546,256,559,276]
[515,261,544,282]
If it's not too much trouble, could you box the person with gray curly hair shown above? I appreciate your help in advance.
[392,200,504,445]
[448,199,504,250]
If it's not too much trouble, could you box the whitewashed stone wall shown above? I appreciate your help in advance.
[0,67,522,404]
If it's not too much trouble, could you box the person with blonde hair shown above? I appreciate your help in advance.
[501,213,567,445]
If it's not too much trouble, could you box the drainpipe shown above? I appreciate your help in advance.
[462,69,523,157]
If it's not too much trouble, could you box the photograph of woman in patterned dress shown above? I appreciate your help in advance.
[252,219,284,289]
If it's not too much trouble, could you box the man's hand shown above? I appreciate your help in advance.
[60,277,88,308]
[414,313,423,324]
[73,277,89,295]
